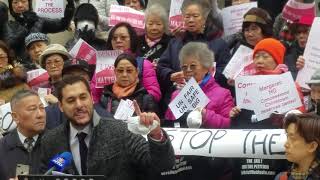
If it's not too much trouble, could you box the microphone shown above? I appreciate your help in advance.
[44,152,73,175]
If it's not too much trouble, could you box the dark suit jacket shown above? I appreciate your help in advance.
[0,129,42,180]
[40,111,175,179]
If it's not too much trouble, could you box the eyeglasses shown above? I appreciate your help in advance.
[112,35,130,41]
[45,60,63,67]
[181,64,198,72]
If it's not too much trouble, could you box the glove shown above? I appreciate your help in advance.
[77,25,95,42]
[22,11,38,28]
[187,108,203,128]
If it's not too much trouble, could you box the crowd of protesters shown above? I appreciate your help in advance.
[1,0,320,179]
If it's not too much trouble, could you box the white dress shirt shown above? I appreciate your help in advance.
[69,123,92,175]
[17,130,38,150]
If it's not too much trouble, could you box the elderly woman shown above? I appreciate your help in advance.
[225,7,273,55]
[91,22,161,104]
[39,44,72,103]
[137,4,171,68]
[228,38,304,180]
[0,40,29,104]
[98,53,158,115]
[157,0,231,112]
[165,42,234,129]
[275,113,320,180]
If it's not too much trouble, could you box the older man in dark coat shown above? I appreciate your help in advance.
[0,90,46,180]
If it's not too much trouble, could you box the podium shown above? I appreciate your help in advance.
[18,175,105,180]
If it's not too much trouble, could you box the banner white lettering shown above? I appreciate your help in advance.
[35,0,64,18]
[296,17,320,89]
[27,68,49,91]
[169,0,184,29]
[69,38,97,65]
[94,50,122,88]
[164,128,286,159]
[222,2,257,36]
[168,78,210,119]
[109,5,145,29]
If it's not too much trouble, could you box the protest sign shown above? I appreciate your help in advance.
[282,0,316,22]
[249,72,302,120]
[38,88,51,107]
[35,0,64,19]
[164,128,286,159]
[27,68,49,90]
[69,38,97,65]
[223,45,253,79]
[114,99,135,120]
[221,2,257,36]
[0,103,16,132]
[109,5,145,29]
[296,17,320,89]
[169,0,184,29]
[168,78,210,119]
[236,72,302,121]
[94,50,122,88]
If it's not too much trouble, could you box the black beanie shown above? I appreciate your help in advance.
[74,3,99,28]
[8,0,33,19]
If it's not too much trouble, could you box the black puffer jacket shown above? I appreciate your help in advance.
[98,83,159,116]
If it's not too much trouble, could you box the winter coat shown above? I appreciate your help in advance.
[5,1,74,64]
[157,32,231,97]
[137,34,172,63]
[75,0,119,31]
[91,58,162,103]
[39,111,175,178]
[165,76,234,128]
[0,65,29,103]
[98,82,159,115]
[285,41,304,80]
[0,129,43,180]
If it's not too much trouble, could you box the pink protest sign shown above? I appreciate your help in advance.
[169,0,184,29]
[69,38,97,65]
[27,68,50,90]
[109,5,145,29]
[95,50,122,88]
[282,0,316,22]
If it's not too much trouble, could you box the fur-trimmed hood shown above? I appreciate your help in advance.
[0,64,27,90]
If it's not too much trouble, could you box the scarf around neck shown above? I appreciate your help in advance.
[112,79,139,99]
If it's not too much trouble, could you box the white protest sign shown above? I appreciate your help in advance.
[35,0,64,19]
[94,50,122,88]
[223,45,253,79]
[235,75,260,110]
[236,72,302,121]
[0,103,16,132]
[109,5,145,29]
[38,88,51,107]
[221,2,257,36]
[169,0,184,29]
[168,78,210,119]
[27,68,49,90]
[114,99,135,120]
[296,17,320,89]
[69,38,97,65]
[163,128,286,159]
[249,72,302,121]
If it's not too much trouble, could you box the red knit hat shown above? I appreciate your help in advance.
[253,38,286,65]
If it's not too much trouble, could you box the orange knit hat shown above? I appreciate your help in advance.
[253,38,286,65]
